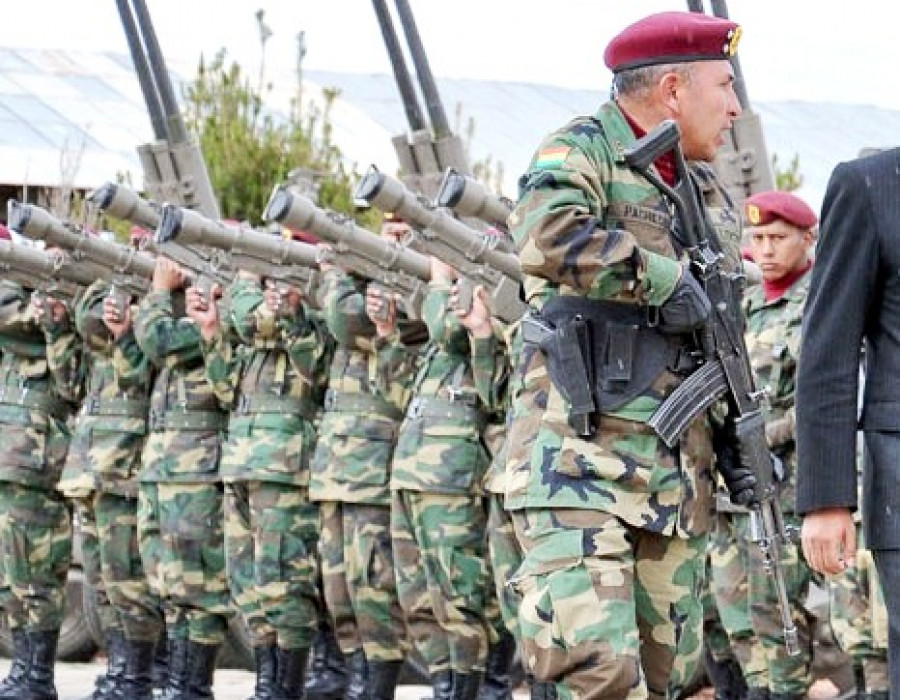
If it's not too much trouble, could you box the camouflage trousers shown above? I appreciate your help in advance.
[224,480,320,650]
[73,496,120,635]
[510,508,706,700]
[830,525,889,694]
[709,512,768,689]
[0,482,72,631]
[487,492,523,643]
[319,501,362,655]
[724,512,815,696]
[392,490,490,674]
[94,491,163,643]
[138,481,232,645]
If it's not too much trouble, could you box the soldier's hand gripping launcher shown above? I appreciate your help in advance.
[623,119,799,656]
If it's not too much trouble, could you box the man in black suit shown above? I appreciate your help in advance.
[796,147,900,695]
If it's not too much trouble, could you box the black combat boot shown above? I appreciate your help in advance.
[527,677,557,700]
[746,689,770,700]
[0,628,60,700]
[106,638,156,700]
[304,624,348,700]
[273,646,309,700]
[366,660,403,700]
[449,672,483,700]
[343,650,368,700]
[703,645,748,700]
[157,633,190,700]
[183,641,220,700]
[478,632,517,700]
[245,644,278,700]
[0,628,31,694]
[431,670,454,700]
[152,624,169,692]
[77,628,128,700]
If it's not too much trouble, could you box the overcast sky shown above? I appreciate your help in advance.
[2,0,898,111]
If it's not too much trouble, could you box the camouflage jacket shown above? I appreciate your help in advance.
[743,268,811,514]
[134,289,224,483]
[482,319,518,495]
[202,278,326,485]
[310,271,408,505]
[59,280,152,498]
[390,282,500,495]
[0,281,80,489]
[504,100,742,537]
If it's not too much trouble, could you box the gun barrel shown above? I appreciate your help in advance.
[264,186,432,282]
[157,205,320,273]
[355,168,522,282]
[435,168,512,225]
[8,201,156,281]
[0,240,98,290]
[90,182,161,231]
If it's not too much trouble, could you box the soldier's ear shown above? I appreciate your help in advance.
[658,71,682,113]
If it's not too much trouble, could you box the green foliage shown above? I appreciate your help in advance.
[180,48,374,228]
[772,152,803,192]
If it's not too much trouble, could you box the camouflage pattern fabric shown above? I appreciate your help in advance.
[133,289,224,484]
[708,512,768,690]
[157,482,231,645]
[319,500,362,655]
[74,498,120,634]
[510,508,706,700]
[503,100,740,699]
[743,269,818,695]
[311,271,404,505]
[95,491,162,643]
[343,503,407,662]
[486,492,522,642]
[224,480,319,649]
[63,280,151,498]
[137,482,167,608]
[392,490,491,674]
[0,483,72,631]
[133,289,231,644]
[830,526,889,694]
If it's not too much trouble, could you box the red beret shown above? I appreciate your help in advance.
[745,191,818,229]
[284,228,321,245]
[604,11,741,73]
[0,223,10,241]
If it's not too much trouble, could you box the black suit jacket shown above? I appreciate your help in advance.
[796,147,900,549]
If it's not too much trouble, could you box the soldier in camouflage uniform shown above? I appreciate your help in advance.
[310,223,420,700]
[382,257,504,700]
[0,280,80,700]
[132,258,232,700]
[52,276,163,700]
[186,273,329,700]
[504,12,747,700]
[738,190,820,700]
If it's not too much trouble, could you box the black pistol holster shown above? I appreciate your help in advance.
[521,296,698,439]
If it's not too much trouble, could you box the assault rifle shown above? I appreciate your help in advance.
[7,201,154,297]
[89,183,234,291]
[623,119,798,656]
[154,204,323,305]
[355,167,526,323]
[0,239,98,299]
[263,186,431,318]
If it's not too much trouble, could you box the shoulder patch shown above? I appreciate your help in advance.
[535,146,571,170]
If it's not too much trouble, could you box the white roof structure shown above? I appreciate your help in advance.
[1,47,897,214]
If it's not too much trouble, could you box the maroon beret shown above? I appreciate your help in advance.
[0,224,10,241]
[745,191,818,229]
[604,11,741,73]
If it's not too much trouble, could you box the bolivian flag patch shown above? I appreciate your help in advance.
[535,146,571,170]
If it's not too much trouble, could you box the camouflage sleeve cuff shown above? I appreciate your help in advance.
[145,289,175,312]
[470,335,497,360]
[641,250,683,306]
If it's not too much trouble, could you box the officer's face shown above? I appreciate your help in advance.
[748,220,814,282]
[674,61,742,162]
